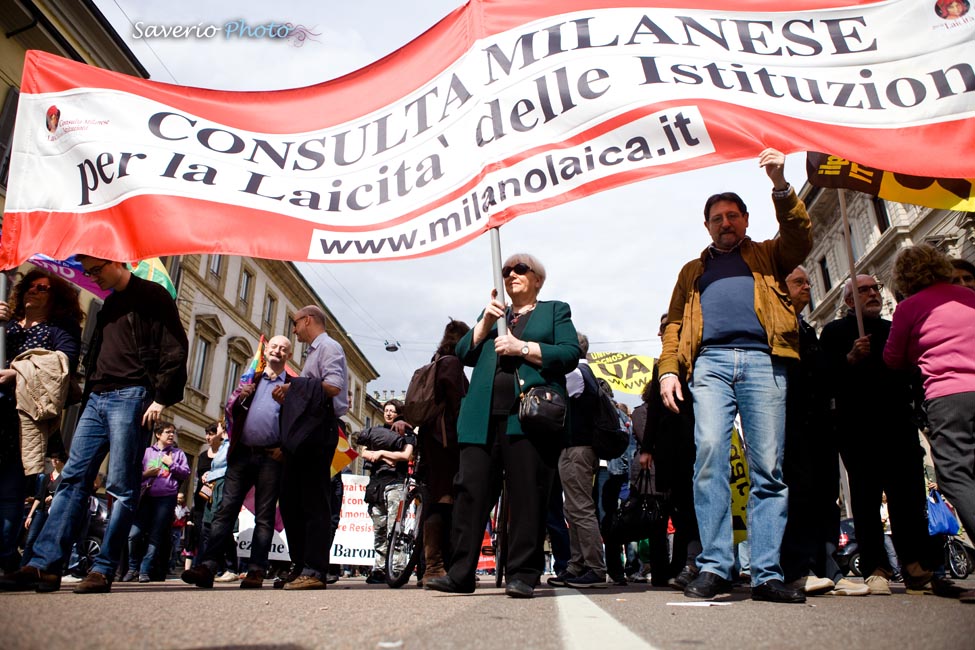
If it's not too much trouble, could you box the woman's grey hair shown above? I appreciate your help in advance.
[504,253,546,289]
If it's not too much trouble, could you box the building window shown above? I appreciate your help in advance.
[873,197,890,234]
[287,313,297,348]
[238,268,254,309]
[0,87,19,190]
[263,293,277,331]
[286,312,303,359]
[207,255,222,280]
[819,256,832,291]
[848,224,863,263]
[223,358,242,405]
[190,337,211,390]
[164,256,183,295]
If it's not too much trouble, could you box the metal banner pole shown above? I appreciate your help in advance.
[490,228,507,336]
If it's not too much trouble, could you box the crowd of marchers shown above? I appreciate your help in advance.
[1,148,973,607]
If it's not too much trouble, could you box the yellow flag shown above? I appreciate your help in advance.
[731,426,750,544]
[587,352,655,395]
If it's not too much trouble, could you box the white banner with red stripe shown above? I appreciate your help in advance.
[2,0,973,267]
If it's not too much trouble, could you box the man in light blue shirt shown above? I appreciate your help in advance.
[181,335,293,590]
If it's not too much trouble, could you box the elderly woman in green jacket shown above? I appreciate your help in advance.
[425,253,580,599]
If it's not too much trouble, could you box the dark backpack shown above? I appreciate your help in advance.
[403,356,443,429]
[580,364,629,460]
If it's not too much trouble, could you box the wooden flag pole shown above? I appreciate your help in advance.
[0,273,7,368]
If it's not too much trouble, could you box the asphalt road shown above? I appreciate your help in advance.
[1,575,973,650]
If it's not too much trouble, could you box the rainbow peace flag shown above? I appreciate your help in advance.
[239,335,267,384]
[26,255,176,299]
[130,258,177,298]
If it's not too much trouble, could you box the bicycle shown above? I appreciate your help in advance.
[946,535,972,579]
[492,483,509,588]
[385,451,427,588]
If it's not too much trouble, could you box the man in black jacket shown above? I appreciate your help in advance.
[819,274,937,597]
[1,257,188,594]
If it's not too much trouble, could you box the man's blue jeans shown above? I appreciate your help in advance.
[128,493,177,575]
[689,348,788,586]
[28,387,151,577]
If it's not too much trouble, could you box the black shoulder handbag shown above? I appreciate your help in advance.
[608,467,668,542]
[515,370,566,435]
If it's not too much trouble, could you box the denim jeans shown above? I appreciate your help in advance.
[20,509,49,566]
[28,386,151,576]
[689,348,788,585]
[128,493,177,575]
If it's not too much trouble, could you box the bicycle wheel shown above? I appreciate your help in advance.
[946,539,971,579]
[494,484,509,588]
[386,486,425,588]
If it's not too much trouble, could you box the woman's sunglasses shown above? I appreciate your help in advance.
[502,263,533,278]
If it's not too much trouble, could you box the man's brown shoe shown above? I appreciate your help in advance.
[240,570,266,589]
[0,566,60,592]
[283,574,327,590]
[73,571,112,594]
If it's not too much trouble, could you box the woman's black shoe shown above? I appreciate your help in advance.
[505,578,534,599]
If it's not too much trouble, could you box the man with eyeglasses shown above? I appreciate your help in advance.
[1,257,188,594]
[820,274,944,596]
[658,148,812,604]
[271,305,348,590]
[779,267,868,597]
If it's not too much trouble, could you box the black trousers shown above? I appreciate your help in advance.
[447,419,560,587]
[839,418,938,578]
[201,445,283,572]
[781,414,841,583]
[281,434,338,579]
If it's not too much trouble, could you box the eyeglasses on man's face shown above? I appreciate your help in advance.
[502,263,532,278]
[857,283,883,295]
[707,211,744,226]
[82,262,110,278]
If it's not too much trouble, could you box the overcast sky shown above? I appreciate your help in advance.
[94,0,808,404]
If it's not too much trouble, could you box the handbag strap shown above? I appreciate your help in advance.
[634,468,653,495]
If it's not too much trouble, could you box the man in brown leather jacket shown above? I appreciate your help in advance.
[658,149,812,604]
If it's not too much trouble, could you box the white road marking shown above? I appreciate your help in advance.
[555,590,660,650]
